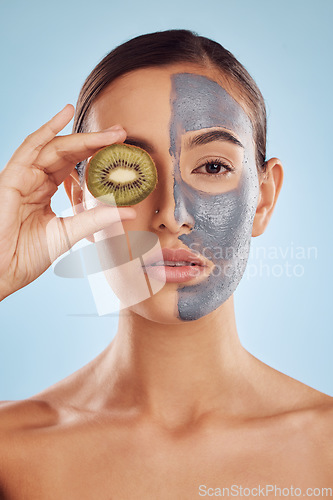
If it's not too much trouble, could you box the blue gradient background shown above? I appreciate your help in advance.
[1,0,332,399]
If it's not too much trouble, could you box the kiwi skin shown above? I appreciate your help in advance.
[86,143,158,207]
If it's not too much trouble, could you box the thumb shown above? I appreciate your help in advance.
[46,206,136,263]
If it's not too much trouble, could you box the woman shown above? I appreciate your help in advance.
[0,30,332,498]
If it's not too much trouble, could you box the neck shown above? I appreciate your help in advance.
[93,295,255,429]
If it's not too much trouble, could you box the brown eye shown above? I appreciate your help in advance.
[194,159,233,176]
[205,162,224,174]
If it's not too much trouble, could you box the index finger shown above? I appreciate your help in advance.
[29,127,127,187]
[8,104,75,167]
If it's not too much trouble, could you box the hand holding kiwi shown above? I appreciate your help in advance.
[0,105,137,301]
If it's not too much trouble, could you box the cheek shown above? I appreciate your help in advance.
[176,161,259,256]
[175,170,259,321]
[182,187,254,260]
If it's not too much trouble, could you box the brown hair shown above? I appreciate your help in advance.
[73,29,267,178]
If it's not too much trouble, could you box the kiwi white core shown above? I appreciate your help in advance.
[108,168,138,183]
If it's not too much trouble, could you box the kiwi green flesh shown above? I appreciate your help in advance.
[87,143,157,206]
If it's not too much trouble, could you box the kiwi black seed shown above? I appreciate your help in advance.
[86,143,158,206]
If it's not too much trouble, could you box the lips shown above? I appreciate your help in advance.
[142,247,208,283]
[143,247,206,268]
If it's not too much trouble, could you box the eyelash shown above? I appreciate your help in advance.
[193,159,234,178]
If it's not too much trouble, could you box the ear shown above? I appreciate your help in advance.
[252,157,284,237]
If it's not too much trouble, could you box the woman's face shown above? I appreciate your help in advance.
[83,63,259,323]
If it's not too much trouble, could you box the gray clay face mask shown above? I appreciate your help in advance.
[169,73,259,321]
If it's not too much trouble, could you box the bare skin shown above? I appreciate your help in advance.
[0,64,332,499]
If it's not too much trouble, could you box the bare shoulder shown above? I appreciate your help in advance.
[304,394,333,457]
[252,359,333,470]
[296,394,333,478]
[0,363,89,435]
[284,375,333,427]
[302,392,333,439]
[0,398,62,496]
[0,398,60,433]
[273,376,333,472]
[0,398,62,460]
[273,368,333,429]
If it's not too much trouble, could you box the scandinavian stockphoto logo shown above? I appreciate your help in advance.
[187,242,318,280]
[245,243,318,279]
[46,201,166,316]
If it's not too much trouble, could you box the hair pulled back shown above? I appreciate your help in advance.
[74,29,267,178]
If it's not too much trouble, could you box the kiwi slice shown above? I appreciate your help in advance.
[86,143,157,206]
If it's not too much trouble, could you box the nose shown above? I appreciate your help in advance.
[151,168,195,235]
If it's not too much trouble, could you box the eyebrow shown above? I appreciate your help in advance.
[185,130,244,149]
[123,137,155,154]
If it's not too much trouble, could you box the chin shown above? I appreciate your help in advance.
[124,286,186,324]
[123,287,227,325]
